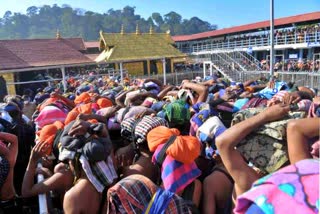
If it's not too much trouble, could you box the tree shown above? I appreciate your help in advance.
[0,5,217,40]
[164,11,182,25]
[151,12,164,26]
[3,11,12,21]
[26,6,38,16]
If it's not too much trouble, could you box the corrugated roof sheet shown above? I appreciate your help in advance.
[172,11,320,42]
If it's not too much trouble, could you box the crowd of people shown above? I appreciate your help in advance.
[0,71,319,214]
[197,24,320,48]
[259,59,320,72]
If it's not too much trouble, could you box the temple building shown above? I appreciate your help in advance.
[96,25,186,77]
[0,31,95,97]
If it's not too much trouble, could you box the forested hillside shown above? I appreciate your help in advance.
[0,4,217,40]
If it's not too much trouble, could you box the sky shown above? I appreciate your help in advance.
[0,0,319,28]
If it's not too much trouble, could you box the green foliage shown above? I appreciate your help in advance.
[0,5,217,40]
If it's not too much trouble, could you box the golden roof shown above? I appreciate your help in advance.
[97,30,186,62]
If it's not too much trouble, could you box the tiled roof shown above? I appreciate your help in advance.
[85,41,100,49]
[0,38,93,71]
[61,38,86,51]
[99,32,186,62]
[172,11,320,42]
[0,44,30,70]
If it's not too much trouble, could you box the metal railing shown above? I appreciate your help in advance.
[219,69,320,89]
[177,31,320,53]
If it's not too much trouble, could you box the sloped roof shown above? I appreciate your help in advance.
[85,41,100,49]
[0,44,30,70]
[0,38,93,71]
[61,38,86,51]
[98,31,186,62]
[173,11,320,42]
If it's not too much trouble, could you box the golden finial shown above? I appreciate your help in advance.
[56,29,61,39]
[120,25,124,35]
[166,30,171,35]
[136,24,140,35]
[149,25,154,34]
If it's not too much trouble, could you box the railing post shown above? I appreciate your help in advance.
[284,34,287,44]
[304,31,307,43]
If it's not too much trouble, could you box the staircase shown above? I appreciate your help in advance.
[192,50,263,82]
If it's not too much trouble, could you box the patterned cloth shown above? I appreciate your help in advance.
[107,174,158,214]
[144,188,192,214]
[234,159,319,214]
[232,108,306,173]
[0,155,9,189]
[197,116,226,150]
[107,174,192,214]
[256,81,289,100]
[241,98,268,110]
[79,155,118,193]
[121,116,168,144]
[308,102,320,118]
[163,100,190,125]
[153,144,201,193]
[189,103,218,136]
[34,105,67,128]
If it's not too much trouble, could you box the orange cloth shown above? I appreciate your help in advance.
[65,103,92,125]
[96,98,113,109]
[245,86,255,93]
[37,121,64,155]
[74,92,91,105]
[147,126,201,164]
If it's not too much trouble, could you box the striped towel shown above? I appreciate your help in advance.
[34,105,67,128]
[216,102,234,112]
[153,144,201,193]
[308,102,320,118]
[297,99,312,112]
[79,155,118,193]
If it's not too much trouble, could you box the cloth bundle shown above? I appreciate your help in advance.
[234,159,319,214]
[107,174,192,214]
[162,99,191,126]
[147,126,201,193]
[232,107,306,173]
[121,116,168,144]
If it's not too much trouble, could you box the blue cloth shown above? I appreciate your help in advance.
[245,203,265,214]
[76,85,91,95]
[156,110,166,119]
[233,98,249,113]
[151,101,165,112]
[257,81,289,100]
[144,188,174,214]
[218,89,226,98]
[3,103,20,112]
